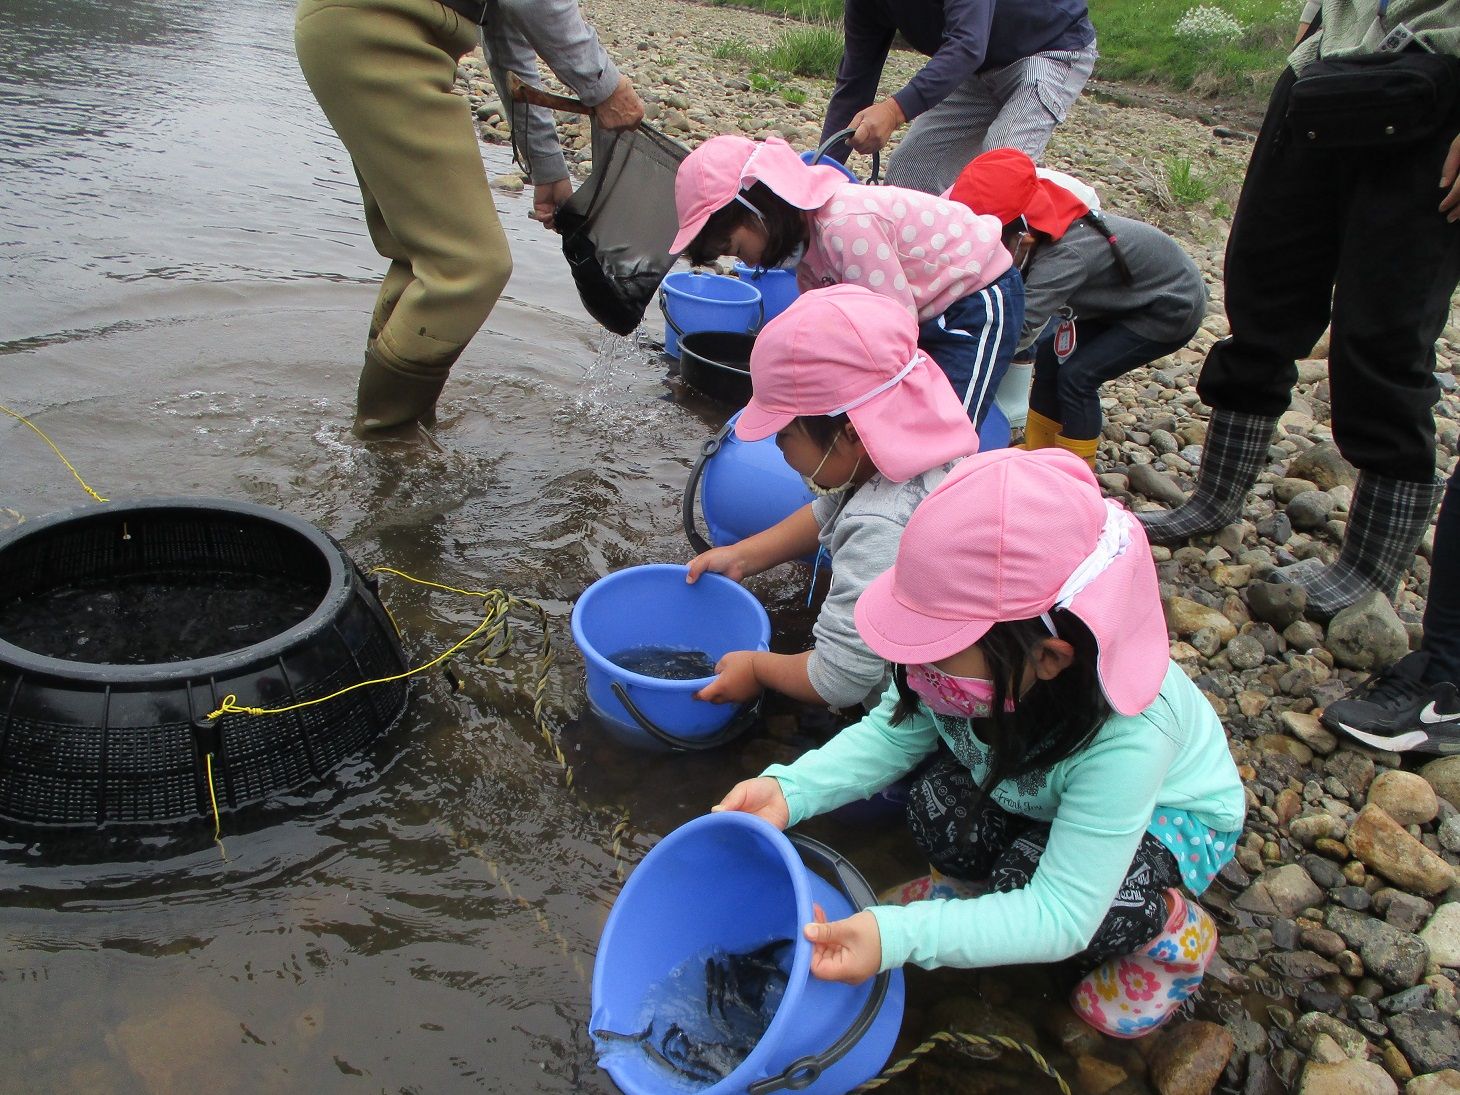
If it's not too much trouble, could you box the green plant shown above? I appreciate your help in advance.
[1164,156,1214,206]
[763,26,844,79]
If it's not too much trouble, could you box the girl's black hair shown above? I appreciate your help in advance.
[791,412,849,448]
[683,181,810,269]
[890,611,1112,803]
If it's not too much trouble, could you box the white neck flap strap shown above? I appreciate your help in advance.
[826,352,923,417]
[1040,500,1132,633]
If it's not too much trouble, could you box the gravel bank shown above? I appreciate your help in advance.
[460,3,1460,1090]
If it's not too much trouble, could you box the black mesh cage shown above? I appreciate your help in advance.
[0,499,410,829]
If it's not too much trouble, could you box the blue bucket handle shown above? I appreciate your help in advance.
[746,833,893,1095]
[809,128,882,186]
[659,280,765,341]
[609,679,760,752]
[681,419,733,555]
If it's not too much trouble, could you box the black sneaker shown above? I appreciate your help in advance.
[1321,651,1460,754]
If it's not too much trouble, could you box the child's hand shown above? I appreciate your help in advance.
[805,905,882,985]
[712,776,789,829]
[694,650,762,704]
[686,546,749,584]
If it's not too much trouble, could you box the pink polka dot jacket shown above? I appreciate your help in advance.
[796,181,1014,323]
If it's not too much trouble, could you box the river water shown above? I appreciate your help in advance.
[0,1,858,1090]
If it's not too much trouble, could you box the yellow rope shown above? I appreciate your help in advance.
[851,1031,1071,1094]
[0,401,108,503]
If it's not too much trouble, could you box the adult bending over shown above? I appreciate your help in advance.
[820,0,1096,195]
[295,0,643,436]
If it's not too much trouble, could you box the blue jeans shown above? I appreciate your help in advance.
[918,266,1025,430]
[1030,317,1193,440]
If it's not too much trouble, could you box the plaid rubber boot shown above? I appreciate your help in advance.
[1275,472,1442,617]
[1137,410,1279,546]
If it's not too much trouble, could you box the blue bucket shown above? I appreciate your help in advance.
[571,564,770,751]
[683,412,815,556]
[660,271,763,359]
[592,812,905,1095]
[979,401,1012,452]
[733,263,801,324]
[799,149,860,184]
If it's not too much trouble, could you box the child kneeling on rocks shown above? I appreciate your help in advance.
[951,148,1206,468]
[671,135,1023,429]
[689,283,981,712]
[715,448,1245,1036]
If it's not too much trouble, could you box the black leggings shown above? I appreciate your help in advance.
[904,751,1181,967]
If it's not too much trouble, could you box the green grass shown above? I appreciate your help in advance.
[1095,0,1297,97]
[1163,156,1214,206]
[702,0,1298,101]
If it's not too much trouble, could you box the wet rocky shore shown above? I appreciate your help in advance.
[459,2,1460,1091]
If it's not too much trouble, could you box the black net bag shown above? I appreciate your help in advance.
[556,120,688,336]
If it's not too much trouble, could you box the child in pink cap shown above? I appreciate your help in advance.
[714,448,1245,1038]
[687,283,981,713]
[669,134,1023,429]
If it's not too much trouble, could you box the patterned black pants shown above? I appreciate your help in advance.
[905,752,1181,967]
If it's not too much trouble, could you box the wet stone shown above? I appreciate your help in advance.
[1327,752,1379,798]
[1387,1010,1460,1074]
[1292,1010,1369,1059]
[1270,950,1339,982]
[1298,983,1345,1014]
[1377,985,1434,1015]
[1297,1056,1400,1095]
[1333,886,1373,911]
[1382,893,1436,935]
[1148,1020,1235,1095]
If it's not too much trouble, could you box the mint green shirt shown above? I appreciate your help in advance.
[762,661,1245,972]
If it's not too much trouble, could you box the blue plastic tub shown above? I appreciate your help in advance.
[979,401,1012,452]
[571,564,770,750]
[592,812,905,1095]
[659,270,763,359]
[732,262,801,324]
[799,149,860,184]
[682,412,815,556]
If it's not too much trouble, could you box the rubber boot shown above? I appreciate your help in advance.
[1071,890,1217,1038]
[877,867,986,905]
[1020,408,1063,451]
[368,259,413,345]
[353,341,451,438]
[1136,409,1279,546]
[1054,433,1100,469]
[1274,471,1443,618]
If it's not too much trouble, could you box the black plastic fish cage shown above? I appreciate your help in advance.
[0,498,409,830]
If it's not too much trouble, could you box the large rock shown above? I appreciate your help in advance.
[1148,1020,1235,1095]
[1347,804,1457,895]
[1368,770,1441,827]
[1297,1056,1399,1095]
[1419,902,1460,969]
[1388,1010,1460,1074]
[1236,863,1325,917]
[1326,907,1429,991]
[1405,1071,1460,1094]
[1420,756,1460,807]
[1129,462,1189,507]
[1249,580,1309,630]
[1288,441,1359,491]
[1165,596,1239,642]
[1327,592,1412,671]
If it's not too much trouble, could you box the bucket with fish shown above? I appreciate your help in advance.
[570,564,770,751]
[591,811,905,1094]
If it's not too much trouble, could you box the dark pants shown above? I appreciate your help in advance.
[1196,66,1460,482]
[905,752,1180,968]
[1425,471,1460,684]
[1029,319,1195,440]
[918,266,1025,429]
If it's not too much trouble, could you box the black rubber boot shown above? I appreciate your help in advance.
[1136,409,1279,546]
[353,342,450,438]
[1275,471,1443,618]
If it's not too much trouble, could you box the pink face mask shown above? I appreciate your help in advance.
[906,663,1011,719]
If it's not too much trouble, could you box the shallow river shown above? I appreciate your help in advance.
[0,2,924,1092]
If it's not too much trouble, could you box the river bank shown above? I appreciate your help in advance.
[461,2,1460,1091]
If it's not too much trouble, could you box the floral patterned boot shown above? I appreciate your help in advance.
[877,867,984,905]
[1070,889,1217,1038]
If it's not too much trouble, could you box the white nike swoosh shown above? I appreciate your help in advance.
[1419,702,1460,725]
